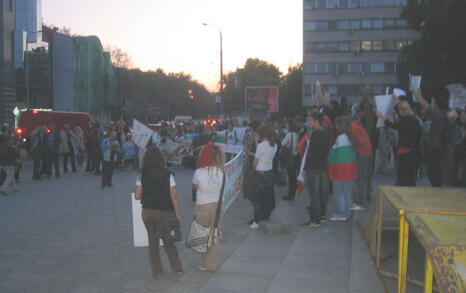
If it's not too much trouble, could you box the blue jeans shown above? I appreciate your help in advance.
[355,153,372,207]
[333,181,353,218]
[253,170,274,222]
[306,171,329,224]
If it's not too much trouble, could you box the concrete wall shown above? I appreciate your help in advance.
[52,31,74,111]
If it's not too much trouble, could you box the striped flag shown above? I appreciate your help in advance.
[297,139,310,195]
[328,134,357,181]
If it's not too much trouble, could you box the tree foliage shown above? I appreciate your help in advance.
[398,0,466,98]
[280,63,305,117]
[105,45,134,69]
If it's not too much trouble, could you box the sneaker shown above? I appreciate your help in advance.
[198,265,208,271]
[329,214,348,222]
[320,216,327,223]
[299,220,320,227]
[249,222,259,229]
[351,204,366,211]
[175,270,184,275]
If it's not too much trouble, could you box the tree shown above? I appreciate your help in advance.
[105,46,134,69]
[280,63,305,117]
[398,0,466,98]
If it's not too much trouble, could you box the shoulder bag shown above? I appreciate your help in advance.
[156,213,182,242]
[185,173,226,254]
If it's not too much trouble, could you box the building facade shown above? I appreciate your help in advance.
[303,0,421,104]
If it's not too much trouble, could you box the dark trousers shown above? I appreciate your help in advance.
[46,152,60,176]
[355,153,372,206]
[397,151,418,187]
[101,161,113,186]
[63,148,76,172]
[142,208,182,276]
[85,149,93,172]
[307,171,329,224]
[31,148,42,179]
[427,148,443,187]
[286,155,299,199]
[253,170,274,222]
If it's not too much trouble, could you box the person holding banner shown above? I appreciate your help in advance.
[377,101,421,186]
[250,125,277,229]
[133,146,183,277]
[192,143,226,272]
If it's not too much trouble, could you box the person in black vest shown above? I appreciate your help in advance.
[133,146,183,277]
[30,126,45,180]
[43,123,62,178]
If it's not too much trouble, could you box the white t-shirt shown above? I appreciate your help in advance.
[136,174,176,187]
[192,167,224,205]
[255,140,277,171]
[281,132,298,156]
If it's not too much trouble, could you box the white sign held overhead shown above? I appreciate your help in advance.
[447,84,466,109]
[375,95,393,128]
[131,119,153,149]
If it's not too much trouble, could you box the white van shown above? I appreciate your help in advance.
[174,116,193,124]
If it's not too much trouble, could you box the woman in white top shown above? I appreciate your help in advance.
[250,124,277,229]
[192,142,226,272]
[281,119,299,201]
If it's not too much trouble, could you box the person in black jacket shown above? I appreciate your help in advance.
[43,123,62,178]
[133,146,183,277]
[0,140,19,195]
[377,100,421,186]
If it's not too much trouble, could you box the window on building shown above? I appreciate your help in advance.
[350,20,361,30]
[338,85,351,95]
[396,40,407,50]
[316,42,327,52]
[316,21,329,30]
[305,64,316,73]
[328,20,338,30]
[371,63,385,73]
[349,63,362,73]
[362,63,371,73]
[328,64,337,73]
[396,19,408,28]
[306,22,317,31]
[383,40,395,50]
[316,63,327,73]
[327,0,339,8]
[349,0,360,8]
[5,0,12,11]
[373,0,384,5]
[372,40,383,51]
[361,41,372,51]
[338,20,350,30]
[407,40,414,46]
[338,63,348,73]
[362,19,372,29]
[304,0,316,9]
[339,42,350,51]
[317,0,327,9]
[371,85,385,94]
[339,0,349,8]
[383,0,395,6]
[373,19,384,29]
[327,42,338,51]
[350,41,361,51]
[384,62,396,73]
[327,85,338,94]
[361,0,372,7]
[384,19,396,28]
[304,84,313,96]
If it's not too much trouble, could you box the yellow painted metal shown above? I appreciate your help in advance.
[424,252,433,293]
[397,210,409,293]
[376,190,384,269]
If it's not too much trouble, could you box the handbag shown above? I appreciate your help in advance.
[186,173,226,254]
[156,214,182,242]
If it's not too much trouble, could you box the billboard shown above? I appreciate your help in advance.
[245,86,279,112]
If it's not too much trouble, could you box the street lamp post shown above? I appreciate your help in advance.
[202,23,223,114]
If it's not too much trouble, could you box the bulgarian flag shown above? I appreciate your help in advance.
[297,139,310,195]
[328,134,357,181]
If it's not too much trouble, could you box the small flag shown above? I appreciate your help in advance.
[297,140,310,195]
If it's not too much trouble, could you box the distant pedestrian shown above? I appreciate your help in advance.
[100,130,119,188]
[133,146,183,277]
[30,125,45,180]
[61,124,77,173]
[0,140,19,195]
[43,123,62,178]
[192,143,226,271]
[74,126,86,168]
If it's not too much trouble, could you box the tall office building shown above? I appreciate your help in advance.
[14,0,47,69]
[0,0,17,123]
[303,0,421,104]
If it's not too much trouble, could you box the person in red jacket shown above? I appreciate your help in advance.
[350,120,372,210]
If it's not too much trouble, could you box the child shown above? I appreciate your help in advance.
[328,116,358,221]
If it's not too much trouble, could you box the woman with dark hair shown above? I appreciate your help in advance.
[377,100,421,186]
[192,143,226,271]
[250,125,277,229]
[282,119,299,201]
[134,146,183,277]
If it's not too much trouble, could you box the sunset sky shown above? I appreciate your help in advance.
[42,0,303,92]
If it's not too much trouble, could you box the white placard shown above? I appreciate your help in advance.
[393,88,407,97]
[447,83,466,109]
[409,75,421,103]
[131,193,148,247]
[131,119,153,149]
[375,95,393,128]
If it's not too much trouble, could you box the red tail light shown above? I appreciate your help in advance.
[32,110,39,114]
[16,128,23,135]
[46,128,51,134]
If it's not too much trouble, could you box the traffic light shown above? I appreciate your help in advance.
[187,89,194,100]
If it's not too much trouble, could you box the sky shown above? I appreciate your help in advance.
[42,0,303,92]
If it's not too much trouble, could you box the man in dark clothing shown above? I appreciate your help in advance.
[43,123,62,178]
[30,126,45,180]
[0,140,19,195]
[411,88,449,187]
[61,124,77,173]
[302,112,330,227]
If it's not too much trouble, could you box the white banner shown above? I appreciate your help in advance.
[216,143,244,154]
[223,151,247,210]
[447,83,466,109]
[131,193,148,247]
[375,95,393,128]
[132,119,153,149]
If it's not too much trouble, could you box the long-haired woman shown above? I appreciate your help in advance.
[377,100,421,186]
[328,116,357,222]
[134,146,183,277]
[250,125,277,229]
[192,142,226,271]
